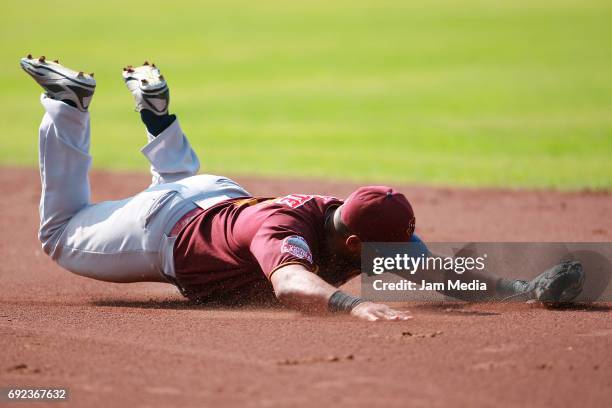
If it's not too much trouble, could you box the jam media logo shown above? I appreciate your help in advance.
[281,235,313,263]
[362,242,612,302]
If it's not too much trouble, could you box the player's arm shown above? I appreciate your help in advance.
[270,263,412,322]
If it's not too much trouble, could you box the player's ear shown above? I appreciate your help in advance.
[345,235,361,253]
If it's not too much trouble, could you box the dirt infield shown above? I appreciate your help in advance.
[1,166,611,407]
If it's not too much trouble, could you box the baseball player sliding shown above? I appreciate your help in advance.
[20,55,585,321]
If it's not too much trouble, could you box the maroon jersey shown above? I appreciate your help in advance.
[172,194,355,304]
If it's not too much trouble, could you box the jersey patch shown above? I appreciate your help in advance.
[281,235,313,264]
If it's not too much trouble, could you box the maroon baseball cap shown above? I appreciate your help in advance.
[337,186,415,242]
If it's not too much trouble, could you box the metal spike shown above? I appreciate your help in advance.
[152,63,156,68]
[141,79,148,85]
[89,73,94,77]
[38,56,46,63]
[159,75,165,81]
[77,71,84,78]
[123,67,127,71]
[53,59,59,63]
[143,61,149,66]
[27,54,33,59]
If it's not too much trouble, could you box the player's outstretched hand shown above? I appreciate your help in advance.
[350,302,412,322]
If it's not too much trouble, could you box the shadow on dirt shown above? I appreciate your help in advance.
[543,302,611,312]
[91,298,282,310]
[91,298,610,314]
[408,301,610,314]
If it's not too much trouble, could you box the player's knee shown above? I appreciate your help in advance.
[38,234,54,257]
[38,226,62,258]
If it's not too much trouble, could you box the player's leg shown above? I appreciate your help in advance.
[22,55,179,283]
[122,62,200,186]
[22,55,248,284]
[20,55,96,255]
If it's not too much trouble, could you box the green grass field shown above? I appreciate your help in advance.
[2,0,611,189]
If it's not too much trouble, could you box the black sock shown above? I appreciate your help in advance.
[140,109,176,136]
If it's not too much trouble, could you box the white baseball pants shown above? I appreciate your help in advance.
[37,96,250,283]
